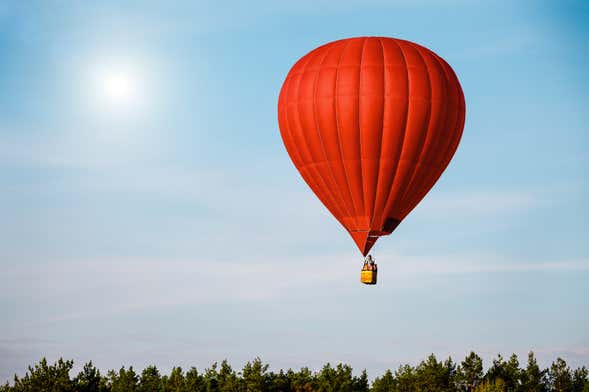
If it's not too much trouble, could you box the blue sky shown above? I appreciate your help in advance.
[0,0,588,382]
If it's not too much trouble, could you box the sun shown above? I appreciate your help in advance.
[91,63,144,111]
[102,71,135,104]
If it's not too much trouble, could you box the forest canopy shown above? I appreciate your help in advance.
[2,352,588,392]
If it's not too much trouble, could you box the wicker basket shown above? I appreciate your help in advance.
[360,269,377,285]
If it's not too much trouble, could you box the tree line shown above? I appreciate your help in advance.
[2,352,588,392]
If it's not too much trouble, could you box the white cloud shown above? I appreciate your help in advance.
[4,252,587,327]
[386,253,589,275]
[1,253,353,325]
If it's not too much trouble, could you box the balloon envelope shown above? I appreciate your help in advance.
[278,37,465,255]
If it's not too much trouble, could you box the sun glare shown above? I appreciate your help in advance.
[102,71,135,103]
[91,63,144,111]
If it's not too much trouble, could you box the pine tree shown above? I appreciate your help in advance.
[108,366,139,392]
[520,352,547,392]
[548,358,573,392]
[572,367,588,392]
[457,351,484,391]
[11,358,75,392]
[139,365,162,392]
[242,358,269,392]
[74,361,104,392]
[371,369,395,392]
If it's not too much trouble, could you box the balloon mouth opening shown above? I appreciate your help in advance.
[350,218,401,255]
[382,218,401,233]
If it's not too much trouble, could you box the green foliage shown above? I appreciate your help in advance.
[475,378,506,392]
[520,352,547,392]
[217,360,240,392]
[242,358,269,391]
[393,363,417,392]
[413,354,456,392]
[2,352,588,392]
[139,366,161,392]
[185,367,205,392]
[288,367,314,392]
[161,366,186,392]
[10,357,74,392]
[485,354,521,391]
[548,358,573,392]
[315,363,353,392]
[268,369,290,392]
[371,370,394,392]
[74,362,105,392]
[353,369,369,392]
[457,351,484,391]
[107,367,139,392]
[572,366,588,392]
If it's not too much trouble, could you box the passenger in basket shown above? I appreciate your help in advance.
[365,255,375,270]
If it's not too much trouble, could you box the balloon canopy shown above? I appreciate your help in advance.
[277,37,465,255]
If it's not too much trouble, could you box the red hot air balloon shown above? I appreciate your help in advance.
[277,37,465,266]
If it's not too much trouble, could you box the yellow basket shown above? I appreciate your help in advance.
[360,270,377,285]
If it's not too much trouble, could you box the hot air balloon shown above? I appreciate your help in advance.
[277,37,465,284]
